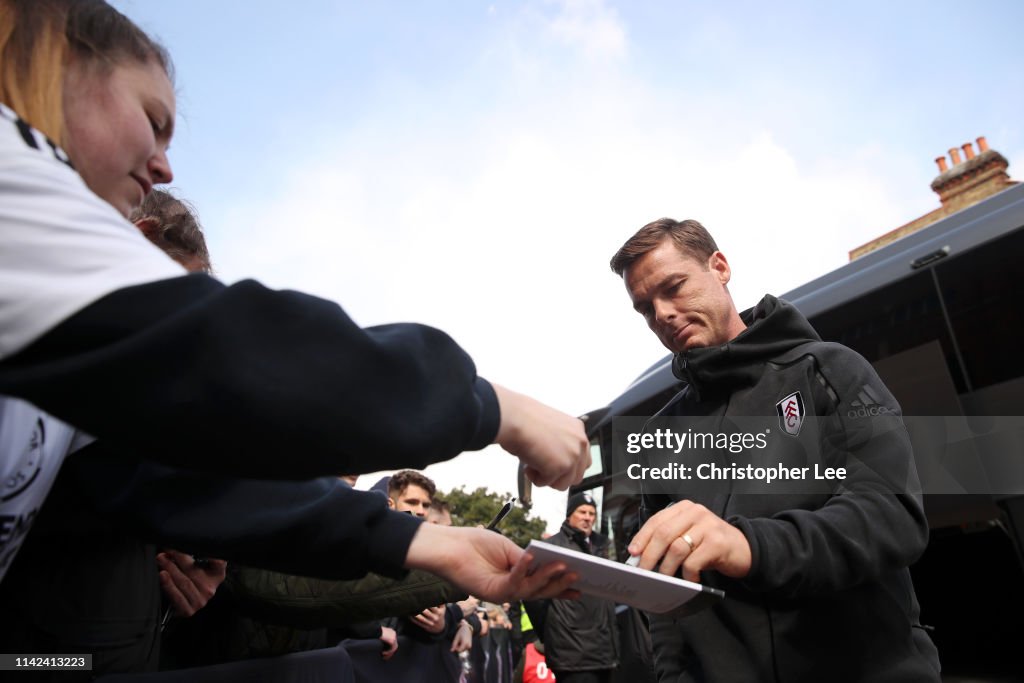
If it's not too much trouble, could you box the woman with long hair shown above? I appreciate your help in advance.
[0,0,584,602]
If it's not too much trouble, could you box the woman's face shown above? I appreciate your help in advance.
[62,58,175,218]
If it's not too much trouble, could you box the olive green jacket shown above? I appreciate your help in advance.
[226,565,465,628]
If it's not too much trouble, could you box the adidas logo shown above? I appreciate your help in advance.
[847,386,893,418]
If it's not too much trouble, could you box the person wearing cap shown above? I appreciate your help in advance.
[526,491,619,683]
[610,218,940,682]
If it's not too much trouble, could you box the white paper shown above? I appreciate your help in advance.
[526,539,724,616]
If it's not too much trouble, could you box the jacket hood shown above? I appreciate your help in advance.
[671,295,820,398]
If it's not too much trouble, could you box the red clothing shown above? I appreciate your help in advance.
[523,642,556,682]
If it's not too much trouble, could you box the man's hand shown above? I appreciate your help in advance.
[450,620,473,653]
[457,596,480,617]
[410,604,447,634]
[379,626,398,660]
[405,523,579,603]
[628,501,752,583]
[492,383,590,490]
[156,550,227,617]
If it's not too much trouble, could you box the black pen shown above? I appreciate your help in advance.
[487,497,516,530]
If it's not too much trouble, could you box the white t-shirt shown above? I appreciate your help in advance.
[0,103,186,359]
[0,104,180,581]
[0,397,92,582]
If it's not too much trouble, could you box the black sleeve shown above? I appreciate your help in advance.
[67,444,421,580]
[733,347,929,598]
[0,275,500,479]
[442,602,462,640]
[328,621,383,641]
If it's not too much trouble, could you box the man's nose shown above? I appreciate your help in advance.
[653,298,676,323]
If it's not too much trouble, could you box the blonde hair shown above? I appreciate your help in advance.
[0,0,171,146]
[0,0,67,141]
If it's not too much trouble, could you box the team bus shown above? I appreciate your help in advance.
[562,182,1024,678]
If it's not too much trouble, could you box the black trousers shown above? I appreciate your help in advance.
[96,645,354,683]
[549,669,613,683]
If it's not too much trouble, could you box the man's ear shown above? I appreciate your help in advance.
[387,497,395,510]
[709,251,731,286]
[133,216,160,238]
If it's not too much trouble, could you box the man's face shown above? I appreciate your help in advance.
[568,504,597,536]
[624,239,742,353]
[389,484,432,518]
[427,508,452,526]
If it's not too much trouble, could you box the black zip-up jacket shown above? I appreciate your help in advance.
[643,295,940,683]
[535,522,619,673]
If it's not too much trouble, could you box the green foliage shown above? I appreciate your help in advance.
[439,486,547,548]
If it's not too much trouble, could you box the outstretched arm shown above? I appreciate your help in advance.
[404,523,580,604]
[0,114,588,488]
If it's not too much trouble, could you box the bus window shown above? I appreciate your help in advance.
[583,440,603,480]
[597,483,644,563]
[810,269,968,395]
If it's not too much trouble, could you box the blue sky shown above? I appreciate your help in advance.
[112,0,1024,530]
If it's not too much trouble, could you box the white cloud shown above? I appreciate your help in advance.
[543,0,627,59]
[207,4,942,533]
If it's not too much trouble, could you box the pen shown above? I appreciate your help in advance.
[487,497,516,530]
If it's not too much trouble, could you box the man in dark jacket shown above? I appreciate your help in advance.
[533,492,619,683]
[610,218,941,682]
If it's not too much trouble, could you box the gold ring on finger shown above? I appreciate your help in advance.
[682,533,695,551]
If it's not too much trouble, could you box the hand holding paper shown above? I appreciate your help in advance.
[527,539,723,616]
[406,523,580,603]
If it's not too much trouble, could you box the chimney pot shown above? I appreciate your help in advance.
[935,156,949,173]
[977,136,989,152]
[949,147,963,165]
[962,142,976,160]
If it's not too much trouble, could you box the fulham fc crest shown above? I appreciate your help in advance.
[776,391,805,436]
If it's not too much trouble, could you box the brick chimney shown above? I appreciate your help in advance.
[929,137,1015,212]
[849,137,1018,260]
